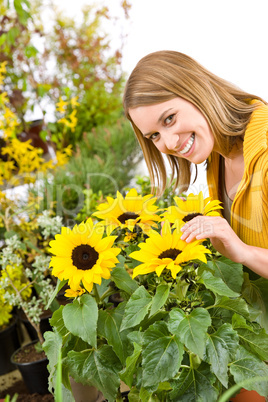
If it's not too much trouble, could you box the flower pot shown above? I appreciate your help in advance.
[0,315,21,375]
[69,377,101,402]
[10,341,49,394]
[230,388,266,401]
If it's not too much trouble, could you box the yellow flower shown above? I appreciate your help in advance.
[0,91,9,106]
[55,145,72,166]
[49,218,120,293]
[162,192,222,227]
[0,297,12,328]
[70,96,79,108]
[130,220,211,279]
[93,188,161,235]
[64,287,85,298]
[0,61,8,74]
[58,110,77,132]
[56,97,68,113]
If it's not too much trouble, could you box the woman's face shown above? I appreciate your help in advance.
[129,97,215,164]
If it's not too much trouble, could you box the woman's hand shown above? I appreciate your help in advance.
[180,216,248,264]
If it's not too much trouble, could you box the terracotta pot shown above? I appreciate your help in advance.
[0,315,21,375]
[11,341,49,394]
[230,388,266,401]
[69,377,101,402]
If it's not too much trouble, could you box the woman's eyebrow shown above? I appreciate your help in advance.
[143,108,173,137]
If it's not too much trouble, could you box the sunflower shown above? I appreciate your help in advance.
[93,188,161,235]
[162,192,222,226]
[49,218,120,293]
[130,220,211,279]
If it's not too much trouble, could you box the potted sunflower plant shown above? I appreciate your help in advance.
[44,188,268,402]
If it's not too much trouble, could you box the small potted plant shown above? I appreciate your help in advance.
[44,189,268,402]
[0,206,63,394]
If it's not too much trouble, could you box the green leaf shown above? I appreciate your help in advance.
[14,0,31,25]
[203,256,244,293]
[43,331,74,400]
[120,342,142,388]
[204,323,239,387]
[111,265,138,295]
[43,331,62,392]
[149,283,170,317]
[199,269,240,298]
[242,276,268,331]
[25,45,38,58]
[168,307,211,358]
[213,295,250,319]
[230,346,268,396]
[120,286,152,331]
[98,302,130,364]
[169,363,218,402]
[62,294,98,347]
[232,314,268,360]
[7,26,20,45]
[50,305,68,337]
[0,33,7,46]
[142,321,184,389]
[67,345,122,402]
[45,279,68,310]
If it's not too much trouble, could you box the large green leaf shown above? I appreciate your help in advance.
[62,294,98,347]
[169,363,218,402]
[199,269,240,297]
[98,302,130,363]
[213,296,250,319]
[111,264,139,295]
[120,286,152,331]
[202,257,244,293]
[142,321,184,389]
[204,323,239,387]
[149,284,170,317]
[66,345,122,402]
[229,346,268,396]
[232,314,268,360]
[120,342,142,388]
[168,308,211,358]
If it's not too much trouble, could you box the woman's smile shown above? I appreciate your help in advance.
[177,133,195,155]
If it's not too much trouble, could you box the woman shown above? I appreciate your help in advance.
[123,50,268,279]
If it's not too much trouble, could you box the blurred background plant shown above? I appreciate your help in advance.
[0,0,140,227]
[0,0,130,148]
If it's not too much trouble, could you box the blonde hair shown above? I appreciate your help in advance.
[123,50,266,194]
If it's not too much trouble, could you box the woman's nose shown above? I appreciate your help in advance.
[163,132,179,151]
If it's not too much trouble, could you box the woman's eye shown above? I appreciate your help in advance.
[149,132,159,140]
[165,114,175,124]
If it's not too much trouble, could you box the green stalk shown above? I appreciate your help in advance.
[93,283,100,304]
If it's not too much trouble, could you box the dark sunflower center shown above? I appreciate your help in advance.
[182,212,203,223]
[71,244,99,270]
[159,248,182,260]
[117,212,140,224]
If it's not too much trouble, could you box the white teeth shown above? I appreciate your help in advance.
[179,134,195,155]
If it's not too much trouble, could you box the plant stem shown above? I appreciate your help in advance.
[93,283,100,304]
[100,287,116,302]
